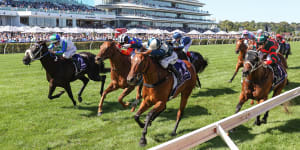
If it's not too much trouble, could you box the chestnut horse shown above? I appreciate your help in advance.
[127,52,196,146]
[95,41,142,116]
[23,41,108,106]
[229,38,255,83]
[236,50,288,125]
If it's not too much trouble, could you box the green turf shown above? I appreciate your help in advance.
[0,43,299,150]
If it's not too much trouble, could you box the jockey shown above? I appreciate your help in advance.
[143,38,182,83]
[276,34,284,43]
[117,34,143,56]
[172,32,192,59]
[256,32,280,81]
[48,34,84,75]
[241,30,256,45]
[276,33,286,53]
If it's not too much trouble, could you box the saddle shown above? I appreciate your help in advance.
[169,60,191,99]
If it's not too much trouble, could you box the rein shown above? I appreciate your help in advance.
[25,45,49,62]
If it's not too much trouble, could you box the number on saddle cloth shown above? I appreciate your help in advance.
[72,54,87,71]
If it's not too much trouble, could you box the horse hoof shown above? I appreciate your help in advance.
[228,80,232,83]
[97,112,102,117]
[171,132,177,136]
[139,138,147,147]
[78,97,82,103]
[261,119,267,124]
[254,121,261,126]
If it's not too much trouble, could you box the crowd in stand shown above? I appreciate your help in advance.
[0,0,102,14]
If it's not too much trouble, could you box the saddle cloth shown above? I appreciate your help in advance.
[169,59,191,99]
[72,54,87,71]
[272,64,287,87]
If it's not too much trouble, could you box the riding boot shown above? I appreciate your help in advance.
[271,63,278,83]
[168,64,182,83]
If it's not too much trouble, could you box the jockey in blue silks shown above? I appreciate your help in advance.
[172,32,192,59]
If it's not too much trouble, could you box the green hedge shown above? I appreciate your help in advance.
[0,41,104,54]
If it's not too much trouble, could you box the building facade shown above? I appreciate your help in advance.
[96,0,215,31]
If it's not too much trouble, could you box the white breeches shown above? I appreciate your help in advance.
[63,47,77,59]
[183,40,192,54]
[160,52,178,69]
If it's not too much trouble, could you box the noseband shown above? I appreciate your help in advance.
[25,44,48,62]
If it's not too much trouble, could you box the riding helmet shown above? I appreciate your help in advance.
[118,34,129,44]
[147,38,161,50]
[173,32,182,39]
[256,33,268,44]
[50,34,60,43]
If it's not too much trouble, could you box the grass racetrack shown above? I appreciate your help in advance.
[0,43,299,150]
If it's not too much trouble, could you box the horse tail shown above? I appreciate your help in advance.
[191,51,208,73]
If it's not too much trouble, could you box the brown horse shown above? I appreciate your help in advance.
[127,52,197,146]
[236,50,288,125]
[95,41,142,116]
[22,41,108,106]
[229,38,254,83]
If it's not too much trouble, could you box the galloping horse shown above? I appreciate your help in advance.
[174,48,208,88]
[278,42,291,60]
[23,41,108,106]
[229,38,255,83]
[236,50,288,125]
[95,41,142,116]
[127,52,196,146]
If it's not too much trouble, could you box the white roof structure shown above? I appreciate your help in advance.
[171,29,185,34]
[228,31,240,35]
[187,30,201,35]
[203,30,215,34]
[216,31,228,35]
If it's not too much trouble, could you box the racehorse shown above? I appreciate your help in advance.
[173,48,207,88]
[236,50,288,125]
[229,38,255,83]
[23,41,108,106]
[127,52,197,146]
[278,42,291,60]
[95,41,142,116]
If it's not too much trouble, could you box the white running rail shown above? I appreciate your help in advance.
[149,87,300,150]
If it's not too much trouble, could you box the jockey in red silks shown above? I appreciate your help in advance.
[117,34,143,56]
[256,32,280,81]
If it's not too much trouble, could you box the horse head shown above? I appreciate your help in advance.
[242,50,261,77]
[23,41,48,65]
[127,51,146,85]
[95,40,117,64]
[235,38,247,54]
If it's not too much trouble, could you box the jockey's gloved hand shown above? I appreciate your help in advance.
[123,44,131,49]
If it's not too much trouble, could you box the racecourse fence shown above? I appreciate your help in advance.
[149,87,300,150]
[1,37,300,54]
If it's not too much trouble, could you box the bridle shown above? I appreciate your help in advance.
[244,50,264,74]
[25,44,49,62]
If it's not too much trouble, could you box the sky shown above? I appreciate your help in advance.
[202,0,300,23]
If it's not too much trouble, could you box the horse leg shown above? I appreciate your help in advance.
[131,83,143,112]
[77,76,89,103]
[63,83,76,106]
[139,101,165,147]
[196,75,201,88]
[97,83,118,116]
[48,82,65,100]
[171,89,191,136]
[118,86,135,108]
[261,111,269,124]
[99,75,106,96]
[229,61,242,83]
[254,99,266,126]
[134,99,152,128]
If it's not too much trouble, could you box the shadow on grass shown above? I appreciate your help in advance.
[61,98,137,117]
[287,66,300,70]
[263,119,300,134]
[158,105,210,122]
[192,87,237,98]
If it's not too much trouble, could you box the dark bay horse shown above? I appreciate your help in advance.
[95,41,142,116]
[127,52,197,146]
[23,41,108,106]
[174,48,207,88]
[236,50,288,125]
